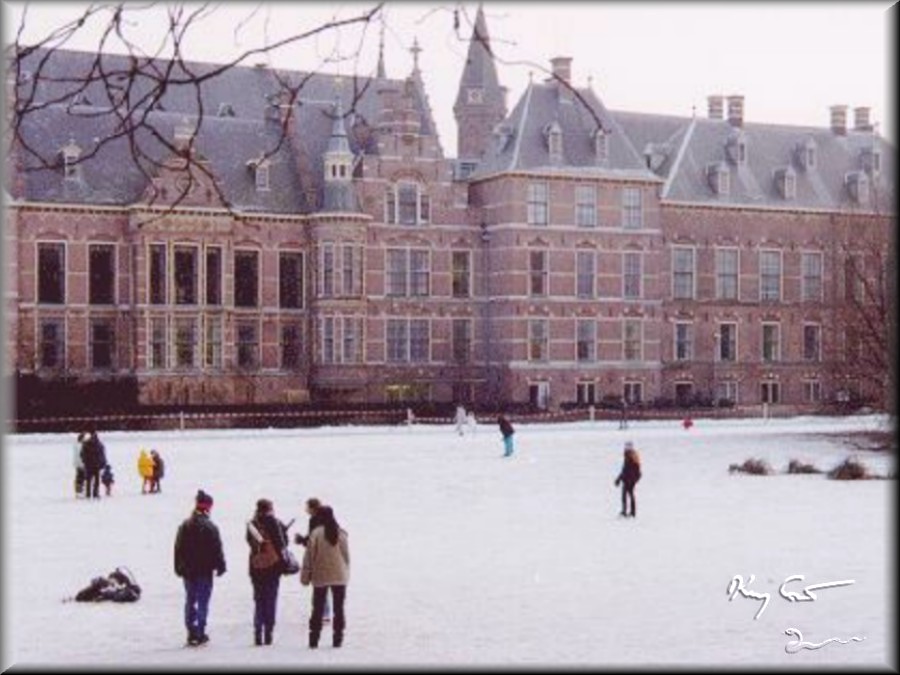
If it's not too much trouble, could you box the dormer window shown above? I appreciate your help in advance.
[774,166,796,200]
[707,162,730,196]
[218,103,235,117]
[797,138,817,171]
[544,121,563,164]
[846,171,870,205]
[60,139,82,180]
[643,142,668,173]
[861,147,881,177]
[594,128,609,164]
[247,157,271,191]
[725,129,747,166]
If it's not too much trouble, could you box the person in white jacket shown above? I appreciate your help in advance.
[300,506,350,649]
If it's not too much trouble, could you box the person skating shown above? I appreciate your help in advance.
[300,506,350,649]
[454,405,467,436]
[174,490,227,646]
[498,414,515,457]
[246,498,289,646]
[137,449,154,494]
[80,430,107,499]
[614,441,642,518]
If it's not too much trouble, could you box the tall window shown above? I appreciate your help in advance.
[761,381,780,404]
[759,250,782,301]
[576,251,595,298]
[386,319,408,363]
[279,251,304,309]
[762,323,780,362]
[716,381,739,405]
[204,316,222,368]
[386,249,429,297]
[205,247,222,306]
[674,322,692,361]
[577,381,597,405]
[621,187,643,230]
[527,182,548,226]
[149,244,166,305]
[410,250,430,297]
[174,245,198,305]
[386,319,429,362]
[452,318,471,363]
[37,242,65,304]
[386,182,429,225]
[281,323,302,370]
[623,252,642,299]
[529,319,549,361]
[342,245,362,296]
[623,319,642,361]
[576,319,596,362]
[90,319,115,370]
[575,185,597,227]
[624,381,643,405]
[149,317,167,369]
[803,380,822,403]
[716,248,739,300]
[320,243,335,298]
[234,250,259,308]
[321,317,336,364]
[236,321,259,368]
[530,250,548,297]
[39,319,64,368]
[803,324,821,362]
[802,252,823,302]
[89,244,115,305]
[409,319,430,362]
[386,249,408,297]
[672,247,695,300]
[452,251,471,298]
[174,317,197,368]
[343,317,362,363]
[718,323,737,362]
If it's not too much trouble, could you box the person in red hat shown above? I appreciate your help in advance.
[174,489,227,646]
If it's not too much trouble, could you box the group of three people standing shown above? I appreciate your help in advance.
[173,491,350,649]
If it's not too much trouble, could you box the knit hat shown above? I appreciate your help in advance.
[624,441,634,451]
[195,490,214,510]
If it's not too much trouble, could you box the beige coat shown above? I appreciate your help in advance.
[300,526,350,587]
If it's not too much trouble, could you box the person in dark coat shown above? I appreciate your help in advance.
[246,498,289,646]
[150,450,165,493]
[498,414,515,457]
[174,490,227,646]
[614,441,642,518]
[80,431,107,499]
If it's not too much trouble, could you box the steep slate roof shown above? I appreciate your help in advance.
[11,48,437,213]
[453,5,504,112]
[471,82,659,181]
[612,110,895,213]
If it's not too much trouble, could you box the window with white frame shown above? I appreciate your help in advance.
[452,251,471,298]
[409,319,430,362]
[204,316,222,368]
[386,249,408,297]
[623,319,642,361]
[234,250,259,308]
[174,245,199,305]
[718,323,737,362]
[576,250,595,298]
[716,248,739,300]
[174,317,198,368]
[529,319,549,361]
[149,244,166,305]
[576,381,597,405]
[803,324,821,362]
[320,243,335,298]
[803,380,822,403]
[452,318,472,363]
[716,380,738,405]
[386,182,430,225]
[621,187,643,230]
[527,182,548,225]
[760,381,780,404]
[623,381,643,405]
[279,251,304,309]
[37,242,65,304]
[623,252,642,299]
[342,244,363,296]
[594,129,609,164]
[255,162,270,191]
[575,185,597,227]
[149,317,167,369]
[409,250,430,297]
[236,321,259,369]
[672,247,695,300]
[386,248,429,297]
[321,316,336,364]
[386,319,407,363]
[89,244,115,305]
[802,252,822,302]
[530,250,548,297]
[281,323,302,370]
[205,247,222,306]
[761,323,780,362]
[576,319,596,362]
[343,317,363,363]
[759,250,782,301]
[39,319,65,369]
[90,319,115,370]
[674,322,693,361]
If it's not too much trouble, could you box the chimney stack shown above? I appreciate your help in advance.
[707,95,724,120]
[830,105,848,135]
[726,95,744,127]
[549,57,573,101]
[853,106,872,132]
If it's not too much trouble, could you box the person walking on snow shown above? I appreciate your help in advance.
[73,432,87,497]
[174,490,226,646]
[80,430,107,499]
[137,449,154,494]
[300,506,350,649]
[498,414,515,457]
[295,498,331,623]
[246,498,289,646]
[454,405,467,436]
[615,441,642,518]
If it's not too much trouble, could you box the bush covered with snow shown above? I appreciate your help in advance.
[828,457,871,480]
[786,459,822,474]
[728,458,774,475]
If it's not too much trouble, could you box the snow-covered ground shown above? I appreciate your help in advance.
[2,414,894,668]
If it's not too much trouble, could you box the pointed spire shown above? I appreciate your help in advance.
[377,15,386,79]
[454,4,502,110]
[326,96,351,155]
[410,37,422,74]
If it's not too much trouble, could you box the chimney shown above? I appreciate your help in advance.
[853,106,872,132]
[707,95,724,120]
[830,105,848,135]
[549,56,573,101]
[726,95,744,127]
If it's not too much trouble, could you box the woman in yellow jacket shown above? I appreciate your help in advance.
[137,449,154,494]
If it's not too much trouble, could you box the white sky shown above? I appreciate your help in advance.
[2,2,894,151]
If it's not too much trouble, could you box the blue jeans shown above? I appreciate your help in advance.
[503,436,514,456]
[183,576,214,637]
[253,575,281,635]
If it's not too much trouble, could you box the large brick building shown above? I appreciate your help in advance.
[5,8,894,410]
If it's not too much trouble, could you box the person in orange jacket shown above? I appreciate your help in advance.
[138,449,154,494]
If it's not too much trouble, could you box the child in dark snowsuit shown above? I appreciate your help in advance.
[498,415,515,457]
[101,464,115,496]
[615,441,642,518]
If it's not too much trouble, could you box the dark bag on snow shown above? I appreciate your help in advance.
[75,567,141,603]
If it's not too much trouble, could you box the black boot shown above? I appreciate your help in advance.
[264,628,273,646]
[254,630,263,646]
[309,631,320,649]
[333,631,343,648]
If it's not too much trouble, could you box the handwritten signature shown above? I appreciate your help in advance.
[727,574,855,620]
[784,627,866,654]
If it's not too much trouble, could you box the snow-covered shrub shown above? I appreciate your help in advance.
[827,457,870,480]
[728,458,774,475]
[786,459,822,474]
